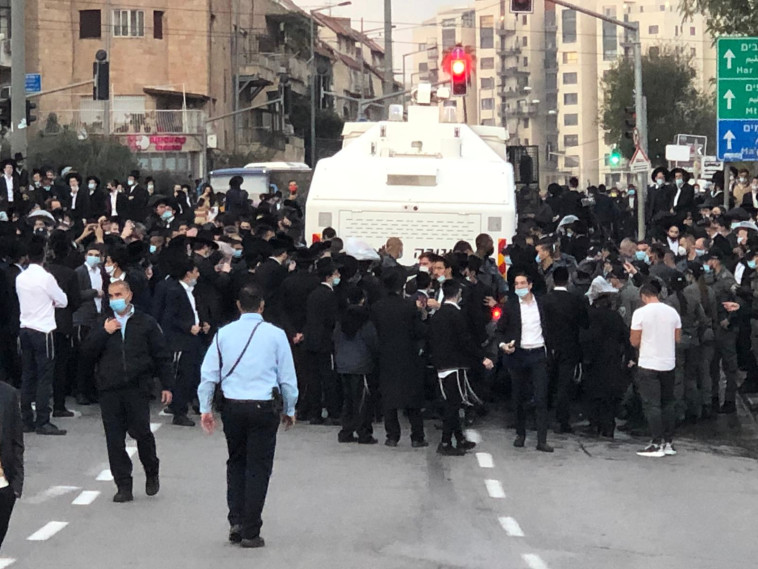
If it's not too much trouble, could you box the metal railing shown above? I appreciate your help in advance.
[37,109,205,136]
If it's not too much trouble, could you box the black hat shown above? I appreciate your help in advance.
[651,167,669,183]
[670,168,691,183]
[129,170,140,179]
[12,153,24,162]
[686,261,704,279]
[1,158,16,169]
[269,236,295,255]
[152,196,177,209]
[316,257,338,279]
[702,250,723,261]
[293,247,317,265]
[86,175,101,186]
[608,264,627,280]
[65,172,83,185]
[229,175,243,188]
[191,229,218,251]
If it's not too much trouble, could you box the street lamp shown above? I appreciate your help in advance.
[310,1,352,167]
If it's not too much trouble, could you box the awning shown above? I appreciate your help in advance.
[143,87,211,102]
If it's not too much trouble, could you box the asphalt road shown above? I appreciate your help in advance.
[2,402,758,569]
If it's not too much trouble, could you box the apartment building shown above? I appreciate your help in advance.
[555,0,716,186]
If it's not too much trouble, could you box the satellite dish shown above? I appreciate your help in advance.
[77,127,88,140]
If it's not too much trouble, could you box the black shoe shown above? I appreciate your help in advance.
[456,439,477,451]
[437,442,466,456]
[326,417,342,426]
[358,436,378,445]
[75,394,93,406]
[172,415,195,427]
[719,401,737,414]
[36,423,67,436]
[701,406,713,420]
[411,439,429,448]
[556,424,573,434]
[229,525,243,544]
[384,438,398,447]
[240,536,265,548]
[23,423,34,433]
[146,475,160,496]
[53,408,75,418]
[579,425,600,438]
[309,416,326,425]
[113,489,133,503]
[513,435,525,448]
[536,443,554,453]
[338,433,358,443]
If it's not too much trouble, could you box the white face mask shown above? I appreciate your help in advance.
[656,178,664,186]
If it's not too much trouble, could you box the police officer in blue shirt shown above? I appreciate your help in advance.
[198,283,298,549]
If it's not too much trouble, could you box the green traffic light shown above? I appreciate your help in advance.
[610,149,621,166]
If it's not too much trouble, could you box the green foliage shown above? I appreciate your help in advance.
[27,131,139,182]
[679,0,758,37]
[600,49,716,165]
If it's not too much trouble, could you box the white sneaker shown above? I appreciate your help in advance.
[662,442,677,456]
[636,442,665,458]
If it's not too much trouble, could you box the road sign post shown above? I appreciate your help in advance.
[717,38,758,161]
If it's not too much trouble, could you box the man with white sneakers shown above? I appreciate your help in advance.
[630,283,682,458]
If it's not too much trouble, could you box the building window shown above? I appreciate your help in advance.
[79,10,101,39]
[154,11,164,39]
[482,119,495,126]
[442,28,456,49]
[563,72,577,85]
[481,98,494,110]
[523,118,529,128]
[562,10,576,43]
[522,36,528,47]
[562,52,578,64]
[564,93,578,105]
[441,18,456,28]
[480,16,494,49]
[602,20,617,60]
[648,25,659,35]
[565,155,579,167]
[564,113,578,126]
[113,9,145,37]
[418,62,428,73]
[691,47,697,57]
[481,77,494,89]
[523,57,528,67]
[522,15,527,25]
[461,11,474,28]
[481,57,495,70]
[564,134,579,147]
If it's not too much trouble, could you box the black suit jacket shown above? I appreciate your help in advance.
[47,262,81,336]
[160,279,198,351]
[303,284,338,353]
[106,192,129,219]
[126,185,150,221]
[541,289,589,357]
[66,189,90,220]
[280,270,320,337]
[0,382,24,497]
[672,183,695,215]
[495,295,549,352]
[0,175,22,214]
[429,303,483,370]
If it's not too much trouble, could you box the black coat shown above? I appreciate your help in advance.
[672,183,695,215]
[580,304,633,397]
[372,293,427,410]
[160,279,198,352]
[72,264,103,328]
[193,253,231,329]
[255,258,288,325]
[47,262,81,336]
[541,288,589,358]
[495,295,550,367]
[429,303,483,370]
[280,269,320,337]
[106,192,129,219]
[0,175,22,214]
[65,189,90,220]
[303,284,338,354]
[89,188,109,219]
[0,382,24,497]
[82,310,173,393]
[126,185,150,221]
[647,184,674,224]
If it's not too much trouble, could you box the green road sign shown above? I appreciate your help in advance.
[718,79,758,118]
[718,38,758,79]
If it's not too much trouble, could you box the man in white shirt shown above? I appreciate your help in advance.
[0,160,18,214]
[496,272,553,453]
[630,283,682,458]
[16,237,69,435]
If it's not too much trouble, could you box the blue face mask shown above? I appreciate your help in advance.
[703,264,712,273]
[109,298,127,313]
[695,249,705,257]
[437,275,446,283]
[749,260,757,270]
[535,254,541,264]
[505,256,512,265]
[85,255,100,268]
[515,288,529,298]
[332,277,341,286]
[233,250,242,259]
[628,190,636,196]
[149,245,157,254]
[161,210,173,220]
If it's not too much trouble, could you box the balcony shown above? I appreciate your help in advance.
[499,45,522,57]
[505,66,530,76]
[509,104,538,118]
[0,39,9,68]
[501,86,532,99]
[498,25,516,37]
[38,109,205,137]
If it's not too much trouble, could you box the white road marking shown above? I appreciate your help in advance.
[499,516,524,537]
[522,553,549,569]
[126,447,137,457]
[150,422,162,433]
[72,491,100,506]
[0,558,15,568]
[26,485,80,505]
[476,452,494,468]
[484,479,505,499]
[27,521,68,541]
[96,469,113,481]
[464,428,482,444]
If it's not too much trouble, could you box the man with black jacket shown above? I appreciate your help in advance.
[429,280,493,456]
[0,380,23,548]
[82,280,173,503]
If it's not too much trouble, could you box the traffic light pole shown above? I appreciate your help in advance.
[10,0,27,156]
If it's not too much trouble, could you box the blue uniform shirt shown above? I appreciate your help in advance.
[198,313,299,415]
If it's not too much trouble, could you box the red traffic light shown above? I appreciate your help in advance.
[451,59,466,77]
[491,306,502,321]
[511,0,534,14]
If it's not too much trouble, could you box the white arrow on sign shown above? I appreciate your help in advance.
[723,130,736,150]
[724,48,736,70]
[724,89,736,110]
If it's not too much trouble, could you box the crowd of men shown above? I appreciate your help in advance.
[1,155,757,481]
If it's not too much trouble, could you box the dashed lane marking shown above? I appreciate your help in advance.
[72,491,100,506]
[499,516,524,537]
[27,521,68,541]
[476,452,494,468]
[484,479,505,499]
[522,553,549,569]
[26,486,80,505]
[464,428,482,444]
[126,447,137,457]
[0,558,15,568]
[150,422,162,433]
[96,469,113,482]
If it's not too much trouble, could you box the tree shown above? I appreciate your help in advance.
[600,49,716,166]
[679,0,758,37]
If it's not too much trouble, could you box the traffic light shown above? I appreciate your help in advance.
[25,100,37,126]
[0,98,9,128]
[609,146,622,167]
[624,106,636,140]
[511,0,534,14]
[93,49,110,101]
[450,47,468,96]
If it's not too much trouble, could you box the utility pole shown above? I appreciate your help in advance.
[358,19,364,118]
[104,0,112,135]
[383,0,394,113]
[10,0,26,156]
[232,0,240,153]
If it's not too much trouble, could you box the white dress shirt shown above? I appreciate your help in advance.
[70,190,78,210]
[16,263,68,333]
[519,295,544,349]
[673,187,682,207]
[86,263,103,313]
[180,280,200,325]
[110,191,119,216]
[4,175,13,202]
[667,238,679,255]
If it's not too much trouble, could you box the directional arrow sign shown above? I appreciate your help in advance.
[717,119,758,161]
[718,38,758,79]
[723,130,736,150]
[724,89,735,110]
[724,48,736,70]
[717,38,758,161]
[717,79,758,118]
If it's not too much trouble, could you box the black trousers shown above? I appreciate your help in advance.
[171,339,202,416]
[384,407,425,443]
[636,368,676,444]
[0,485,15,550]
[509,348,549,445]
[53,332,73,410]
[304,351,340,419]
[222,401,279,540]
[551,350,578,427]
[100,386,159,491]
[19,328,54,428]
[439,371,465,445]
[339,374,374,439]
[74,325,97,399]
[0,332,21,388]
